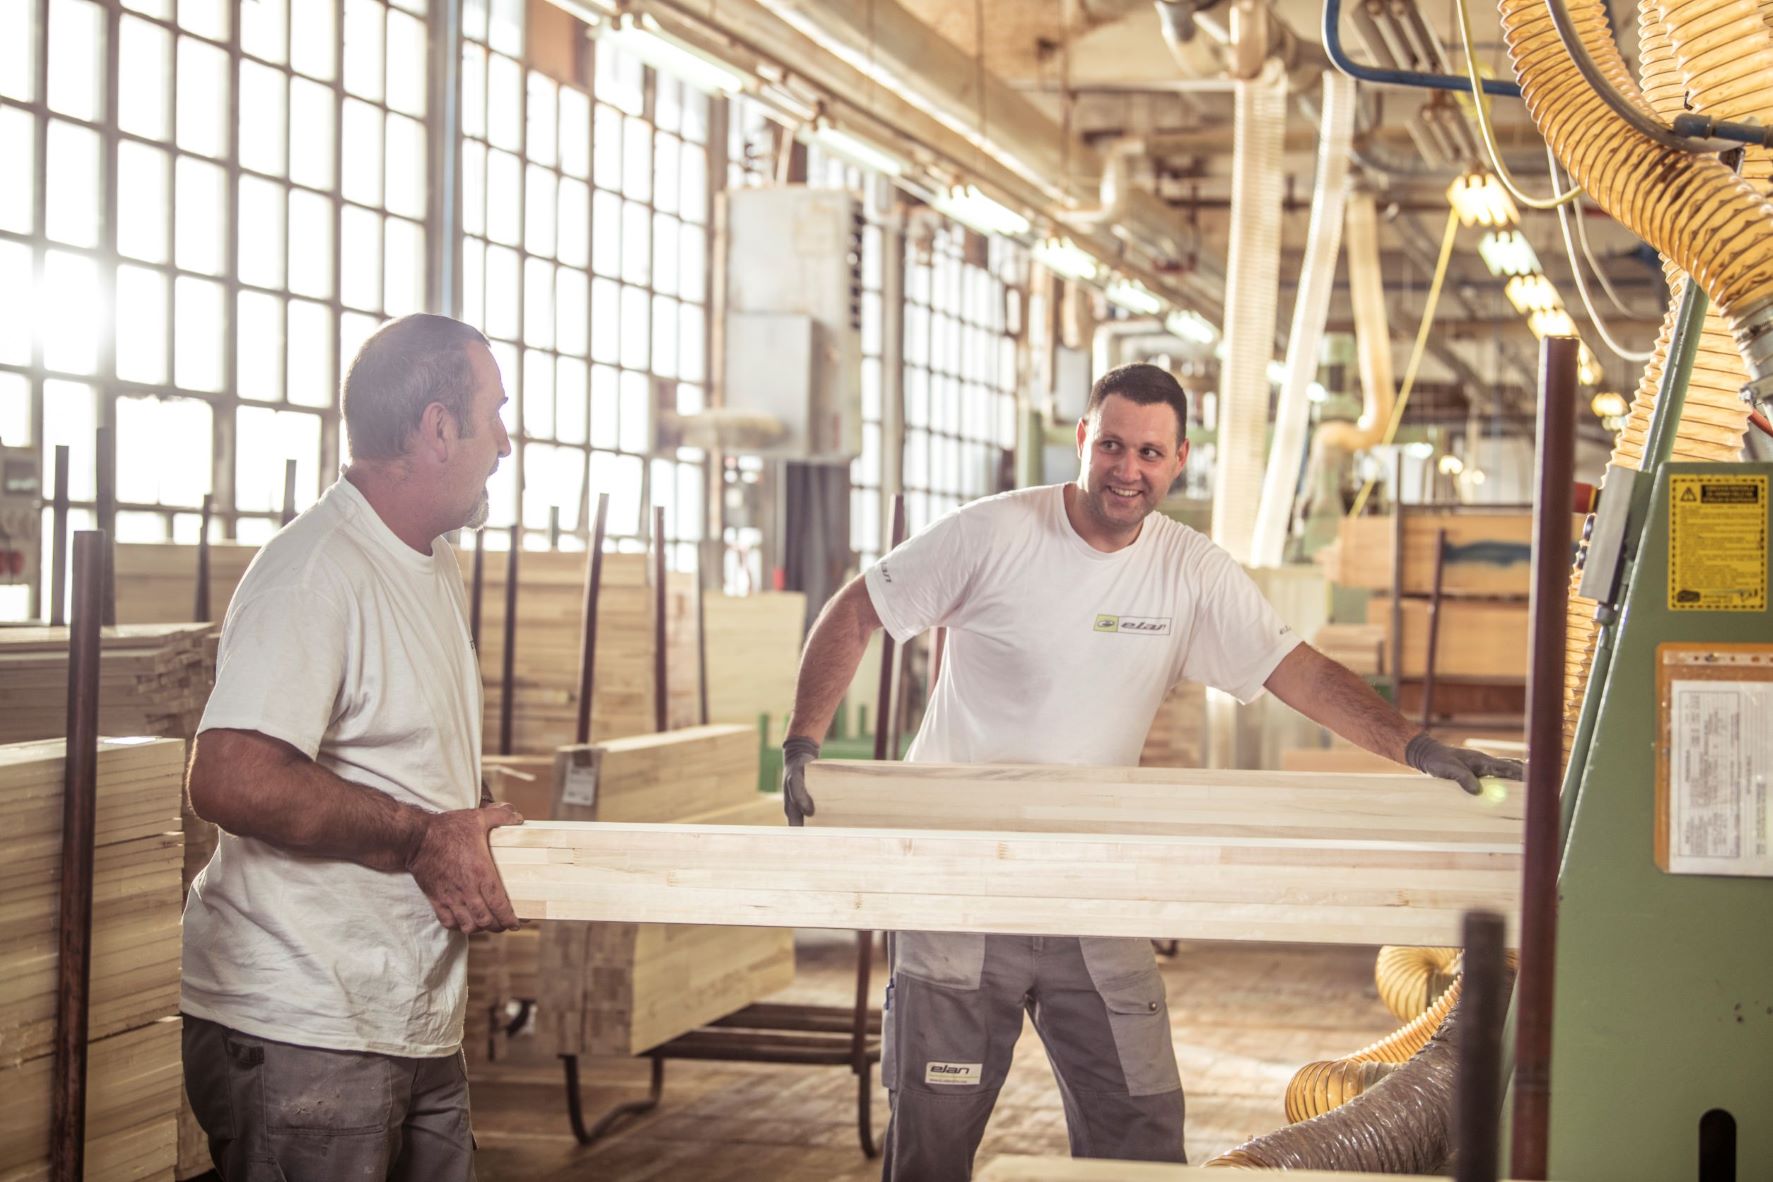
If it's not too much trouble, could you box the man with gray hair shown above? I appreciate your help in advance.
[181,313,517,1180]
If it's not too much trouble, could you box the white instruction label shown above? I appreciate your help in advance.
[559,758,599,808]
[1668,679,1773,876]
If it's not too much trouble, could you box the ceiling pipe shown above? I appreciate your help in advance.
[1156,0,1325,91]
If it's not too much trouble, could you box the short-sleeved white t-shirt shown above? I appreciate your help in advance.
[181,477,482,1057]
[864,484,1301,768]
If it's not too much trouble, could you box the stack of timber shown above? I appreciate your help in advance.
[701,591,806,741]
[1316,511,1558,595]
[463,753,556,1056]
[0,737,186,1180]
[461,549,700,752]
[1366,598,1530,681]
[114,542,258,625]
[1139,679,1206,767]
[1311,623,1386,677]
[0,624,218,745]
[538,725,795,1059]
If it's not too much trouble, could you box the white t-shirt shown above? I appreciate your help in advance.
[181,477,482,1057]
[864,484,1302,767]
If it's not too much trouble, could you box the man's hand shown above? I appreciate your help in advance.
[1405,733,1525,795]
[406,803,525,933]
[782,736,820,826]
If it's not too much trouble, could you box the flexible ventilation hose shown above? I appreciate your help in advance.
[1283,973,1465,1123]
[1375,945,1463,1022]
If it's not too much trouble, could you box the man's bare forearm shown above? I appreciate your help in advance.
[786,577,881,744]
[1263,644,1417,764]
[188,729,431,873]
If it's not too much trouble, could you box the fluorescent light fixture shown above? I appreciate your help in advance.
[1505,273,1562,316]
[1479,230,1540,277]
[1032,237,1101,282]
[807,124,903,177]
[600,15,747,96]
[930,184,1031,237]
[1104,278,1163,316]
[1528,307,1577,339]
[1447,170,1519,228]
[1404,441,1435,459]
[1165,308,1219,345]
[1591,390,1628,418]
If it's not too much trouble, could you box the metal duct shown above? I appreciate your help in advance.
[1209,60,1290,563]
[1250,70,1358,566]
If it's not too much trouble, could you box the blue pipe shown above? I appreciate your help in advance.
[1322,0,1524,98]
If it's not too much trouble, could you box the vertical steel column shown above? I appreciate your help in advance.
[280,458,299,526]
[195,494,213,621]
[1420,528,1449,728]
[95,427,116,626]
[50,444,69,627]
[426,0,463,317]
[652,506,668,733]
[575,494,610,745]
[1511,336,1578,1180]
[872,495,907,758]
[499,526,520,756]
[469,531,486,649]
[1457,909,1508,1182]
[51,531,105,1182]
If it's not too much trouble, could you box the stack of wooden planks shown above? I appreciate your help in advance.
[1139,679,1206,767]
[113,542,258,625]
[0,737,187,1180]
[0,624,218,746]
[1311,623,1386,677]
[1316,511,1550,596]
[1366,598,1530,681]
[462,549,701,752]
[701,591,806,742]
[537,725,794,1059]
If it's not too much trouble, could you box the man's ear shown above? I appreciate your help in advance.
[415,401,453,463]
[1075,415,1088,457]
[1176,438,1191,468]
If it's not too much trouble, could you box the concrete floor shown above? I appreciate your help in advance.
[467,932,1402,1180]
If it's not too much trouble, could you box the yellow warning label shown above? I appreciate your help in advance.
[1668,474,1767,612]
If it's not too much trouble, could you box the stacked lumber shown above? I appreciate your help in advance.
[461,549,700,752]
[1317,511,1556,595]
[113,542,258,625]
[463,931,510,1067]
[976,1160,1554,1181]
[702,591,806,741]
[1140,679,1205,767]
[1312,623,1386,676]
[1365,598,1529,681]
[0,625,218,745]
[537,725,794,1058]
[0,738,186,1180]
[467,753,553,1038]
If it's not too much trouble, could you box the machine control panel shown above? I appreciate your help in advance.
[0,445,42,588]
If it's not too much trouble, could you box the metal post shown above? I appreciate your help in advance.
[1421,528,1449,728]
[469,530,485,650]
[575,494,610,746]
[195,494,213,622]
[499,526,520,756]
[1388,450,1406,702]
[95,427,116,627]
[548,505,561,550]
[1457,909,1509,1182]
[52,531,105,1182]
[280,458,299,526]
[1511,336,1578,1180]
[872,495,907,760]
[49,445,69,628]
[653,506,668,733]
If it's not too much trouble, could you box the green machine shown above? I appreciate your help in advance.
[1524,287,1773,1180]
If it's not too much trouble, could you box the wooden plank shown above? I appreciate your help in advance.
[801,761,1522,845]
[1311,623,1386,676]
[702,591,805,741]
[1138,680,1204,767]
[493,821,1521,947]
[1320,511,1575,595]
[977,1159,1554,1181]
[113,542,257,625]
[0,627,218,745]
[1367,597,1530,680]
[554,724,760,824]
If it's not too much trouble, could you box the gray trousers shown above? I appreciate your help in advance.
[182,1014,476,1182]
[880,933,1186,1181]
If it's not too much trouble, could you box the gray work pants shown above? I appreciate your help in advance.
[879,933,1186,1181]
[182,1014,477,1182]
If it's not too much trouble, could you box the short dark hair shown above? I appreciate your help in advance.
[342,314,491,460]
[1084,363,1190,444]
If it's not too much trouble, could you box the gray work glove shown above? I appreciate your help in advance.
[782,736,820,826]
[1405,732,1525,796]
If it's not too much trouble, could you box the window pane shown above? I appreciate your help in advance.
[461,139,486,237]
[178,0,228,41]
[525,163,556,258]
[43,250,100,374]
[286,299,333,407]
[483,244,519,342]
[679,302,704,383]
[343,0,385,102]
[526,72,557,168]
[487,0,523,57]
[117,395,211,506]
[339,311,378,389]
[236,406,320,512]
[593,104,622,191]
[118,16,172,141]
[114,265,169,384]
[555,356,587,444]
[341,99,384,207]
[589,363,617,449]
[240,61,288,177]
[174,275,224,391]
[0,0,36,102]
[43,380,98,498]
[384,216,424,316]
[115,141,169,263]
[521,350,553,437]
[557,177,589,268]
[288,190,333,299]
[486,148,520,245]
[291,0,337,79]
[651,295,676,379]
[460,235,484,331]
[622,116,651,203]
[617,368,649,452]
[242,0,289,65]
[593,38,642,116]
[386,9,426,116]
[47,0,104,121]
[341,204,382,311]
[0,107,31,233]
[679,222,705,300]
[589,451,641,535]
[523,258,554,349]
[385,113,425,219]
[487,52,522,151]
[619,285,648,371]
[522,442,583,532]
[621,200,649,286]
[559,88,590,178]
[290,78,337,189]
[680,145,708,223]
[238,290,284,401]
[652,214,678,298]
[655,75,681,135]
[238,175,286,289]
[590,277,618,364]
[556,268,587,357]
[177,35,230,158]
[175,155,227,276]
[461,42,486,139]
[592,189,620,277]
[0,241,31,365]
[654,133,679,217]
[0,371,28,444]
[681,86,709,145]
[45,120,100,248]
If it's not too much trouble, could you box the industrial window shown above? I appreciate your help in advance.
[0,0,428,621]
[459,6,712,574]
[902,225,1022,532]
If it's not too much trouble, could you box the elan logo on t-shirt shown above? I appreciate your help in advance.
[1093,614,1171,636]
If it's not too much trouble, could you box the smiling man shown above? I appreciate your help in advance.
[778,362,1522,1179]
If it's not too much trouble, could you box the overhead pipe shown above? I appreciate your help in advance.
[1324,0,1523,96]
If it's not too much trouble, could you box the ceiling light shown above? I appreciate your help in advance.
[1104,278,1164,316]
[1505,273,1562,316]
[1438,454,1466,475]
[1528,307,1577,339]
[599,15,748,96]
[1307,381,1329,403]
[1447,170,1520,228]
[1032,237,1100,282]
[1479,230,1540,277]
[930,184,1031,237]
[1164,308,1218,345]
[806,124,904,177]
[1578,342,1602,386]
[1591,391,1629,418]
